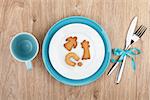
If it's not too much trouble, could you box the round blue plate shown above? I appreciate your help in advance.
[42,16,111,86]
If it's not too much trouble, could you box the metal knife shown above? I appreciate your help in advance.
[115,17,138,84]
[107,16,138,76]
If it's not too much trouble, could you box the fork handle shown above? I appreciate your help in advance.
[115,56,127,84]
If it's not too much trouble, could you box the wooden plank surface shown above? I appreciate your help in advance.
[0,0,150,100]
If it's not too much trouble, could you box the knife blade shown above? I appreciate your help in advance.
[125,16,138,48]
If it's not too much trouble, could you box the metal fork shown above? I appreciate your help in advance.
[116,25,147,84]
[108,25,147,76]
[129,25,147,45]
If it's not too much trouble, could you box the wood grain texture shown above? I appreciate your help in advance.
[0,0,150,100]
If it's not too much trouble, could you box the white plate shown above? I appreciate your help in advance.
[49,23,105,80]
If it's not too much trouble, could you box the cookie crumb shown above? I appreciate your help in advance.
[77,62,83,66]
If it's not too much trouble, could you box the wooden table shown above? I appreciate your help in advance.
[0,0,150,100]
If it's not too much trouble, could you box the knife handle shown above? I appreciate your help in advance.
[107,45,131,76]
[107,62,119,76]
[107,58,120,76]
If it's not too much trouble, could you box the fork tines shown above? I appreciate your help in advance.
[134,25,147,38]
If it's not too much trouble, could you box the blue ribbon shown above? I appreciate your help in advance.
[111,48,141,71]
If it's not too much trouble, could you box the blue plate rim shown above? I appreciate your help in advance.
[42,16,111,86]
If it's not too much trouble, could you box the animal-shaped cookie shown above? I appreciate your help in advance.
[81,40,90,60]
[64,36,77,51]
[65,52,80,66]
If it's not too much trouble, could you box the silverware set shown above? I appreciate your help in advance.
[107,17,147,84]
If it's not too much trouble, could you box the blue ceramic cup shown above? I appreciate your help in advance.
[10,32,39,70]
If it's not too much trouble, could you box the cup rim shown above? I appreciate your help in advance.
[10,32,39,62]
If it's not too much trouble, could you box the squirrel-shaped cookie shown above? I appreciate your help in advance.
[64,36,77,51]
[81,40,90,60]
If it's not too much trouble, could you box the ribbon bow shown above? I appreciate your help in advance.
[111,48,141,71]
